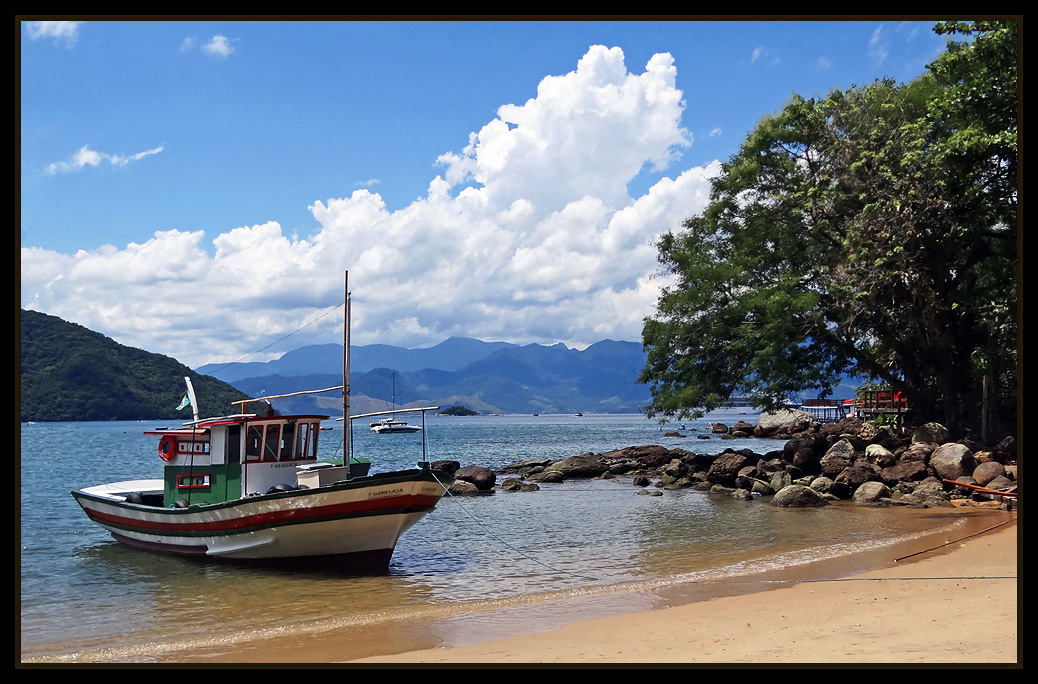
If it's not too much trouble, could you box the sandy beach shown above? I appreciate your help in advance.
[348,516,1019,666]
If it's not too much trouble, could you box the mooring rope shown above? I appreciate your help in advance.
[892,518,1016,563]
[429,469,602,581]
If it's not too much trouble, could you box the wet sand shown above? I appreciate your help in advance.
[348,516,1019,666]
[129,509,1018,666]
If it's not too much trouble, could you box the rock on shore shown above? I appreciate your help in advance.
[438,411,1017,509]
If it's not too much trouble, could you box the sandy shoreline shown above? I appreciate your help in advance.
[24,509,1016,666]
[348,516,1019,666]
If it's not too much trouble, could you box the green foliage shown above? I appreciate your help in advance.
[640,22,1017,435]
[869,413,901,428]
[20,310,250,422]
[438,405,480,416]
[854,381,886,403]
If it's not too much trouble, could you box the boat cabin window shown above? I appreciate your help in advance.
[298,422,315,459]
[263,424,282,462]
[226,425,241,464]
[282,422,298,459]
[243,421,320,463]
[177,440,209,456]
[245,425,264,462]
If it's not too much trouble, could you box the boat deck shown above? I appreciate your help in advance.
[79,479,164,498]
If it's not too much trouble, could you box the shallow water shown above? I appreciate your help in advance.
[19,413,997,663]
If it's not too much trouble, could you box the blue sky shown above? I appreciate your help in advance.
[21,19,951,368]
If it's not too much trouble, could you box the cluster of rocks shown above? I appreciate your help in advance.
[431,410,1017,509]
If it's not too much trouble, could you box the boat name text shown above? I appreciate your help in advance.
[368,487,405,499]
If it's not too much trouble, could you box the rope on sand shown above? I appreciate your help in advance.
[892,518,1016,563]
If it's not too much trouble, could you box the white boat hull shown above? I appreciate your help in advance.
[72,469,449,570]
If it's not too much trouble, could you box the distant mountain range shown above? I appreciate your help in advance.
[198,334,866,416]
[197,337,653,415]
[21,310,866,422]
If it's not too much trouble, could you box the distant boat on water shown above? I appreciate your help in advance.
[369,372,421,433]
[370,416,422,433]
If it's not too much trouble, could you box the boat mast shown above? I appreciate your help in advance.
[344,271,351,468]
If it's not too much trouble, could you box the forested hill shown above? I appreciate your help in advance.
[20,309,249,422]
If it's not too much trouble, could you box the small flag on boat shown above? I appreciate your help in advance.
[176,393,191,411]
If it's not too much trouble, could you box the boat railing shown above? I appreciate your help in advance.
[347,406,440,420]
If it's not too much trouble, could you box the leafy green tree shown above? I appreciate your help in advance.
[640,21,1017,437]
[20,309,250,422]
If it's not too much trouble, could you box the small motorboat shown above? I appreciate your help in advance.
[368,372,420,433]
[370,417,422,434]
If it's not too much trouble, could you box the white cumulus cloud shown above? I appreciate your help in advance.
[204,34,235,57]
[21,45,718,368]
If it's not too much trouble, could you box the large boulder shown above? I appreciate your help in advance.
[831,462,879,499]
[901,441,938,462]
[819,416,866,439]
[879,459,930,486]
[809,476,834,494]
[983,475,1016,492]
[783,432,826,464]
[819,439,857,479]
[732,420,755,434]
[546,454,609,478]
[659,458,690,485]
[706,451,750,487]
[500,478,540,492]
[912,422,950,445]
[864,443,897,467]
[852,481,891,504]
[993,435,1017,462]
[929,443,976,481]
[771,484,829,507]
[525,469,565,483]
[448,479,481,495]
[601,445,677,472]
[454,465,497,491]
[908,478,954,507]
[754,409,817,438]
[431,460,461,475]
[972,461,1006,487]
[499,458,552,476]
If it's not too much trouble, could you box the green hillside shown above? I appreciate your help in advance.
[20,309,249,422]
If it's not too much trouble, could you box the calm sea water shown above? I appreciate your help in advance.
[20,412,987,663]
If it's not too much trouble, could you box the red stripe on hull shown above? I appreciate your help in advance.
[82,492,443,534]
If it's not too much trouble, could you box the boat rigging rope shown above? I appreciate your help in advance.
[203,302,345,376]
[428,469,602,582]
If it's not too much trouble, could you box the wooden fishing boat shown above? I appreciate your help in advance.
[71,272,452,571]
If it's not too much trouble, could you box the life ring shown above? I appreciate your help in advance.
[158,436,178,461]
